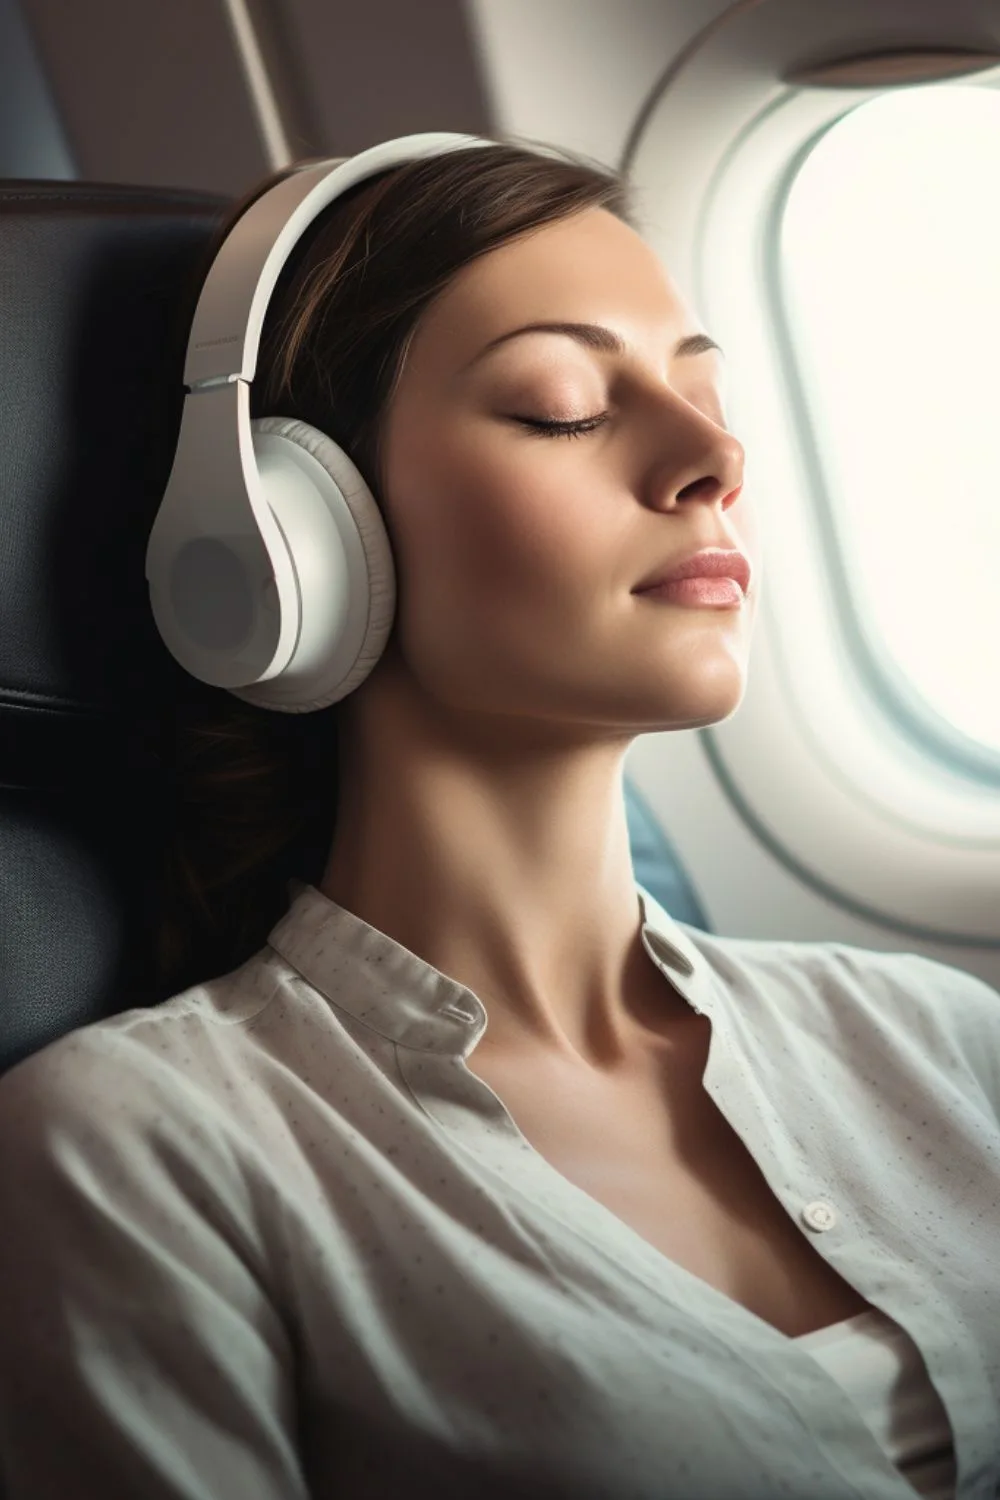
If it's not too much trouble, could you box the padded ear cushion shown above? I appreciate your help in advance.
[232,415,396,713]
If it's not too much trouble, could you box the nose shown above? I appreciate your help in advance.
[675,474,743,508]
[650,409,745,511]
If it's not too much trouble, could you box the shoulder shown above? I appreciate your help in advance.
[818,939,1000,1039]
[827,942,1000,1101]
[690,920,998,1032]
[0,947,283,1154]
[697,926,1000,1119]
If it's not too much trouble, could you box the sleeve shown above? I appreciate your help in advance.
[0,1037,312,1500]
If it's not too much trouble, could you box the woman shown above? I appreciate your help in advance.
[0,137,996,1500]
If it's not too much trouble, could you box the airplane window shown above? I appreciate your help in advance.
[778,83,1000,760]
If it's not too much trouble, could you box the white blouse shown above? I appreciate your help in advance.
[0,877,997,1499]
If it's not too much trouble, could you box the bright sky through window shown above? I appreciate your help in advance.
[780,84,1000,757]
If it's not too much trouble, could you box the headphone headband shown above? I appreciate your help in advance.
[184,132,494,390]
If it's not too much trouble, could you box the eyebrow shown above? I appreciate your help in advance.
[462,321,724,371]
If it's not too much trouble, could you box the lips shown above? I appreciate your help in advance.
[634,547,751,596]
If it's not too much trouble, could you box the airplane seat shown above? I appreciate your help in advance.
[0,177,713,1083]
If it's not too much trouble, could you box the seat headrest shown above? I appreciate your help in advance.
[0,180,229,788]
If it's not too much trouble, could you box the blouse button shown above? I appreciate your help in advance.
[802,1200,837,1232]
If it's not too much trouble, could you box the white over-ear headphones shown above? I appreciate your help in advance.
[145,131,497,713]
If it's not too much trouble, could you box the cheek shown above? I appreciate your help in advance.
[390,424,595,598]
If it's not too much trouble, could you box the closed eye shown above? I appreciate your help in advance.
[516,413,609,439]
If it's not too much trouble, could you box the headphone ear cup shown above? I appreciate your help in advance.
[228,416,396,713]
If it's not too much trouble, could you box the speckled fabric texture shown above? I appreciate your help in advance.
[0,879,997,1500]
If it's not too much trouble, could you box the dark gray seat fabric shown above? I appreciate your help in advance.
[0,178,712,1081]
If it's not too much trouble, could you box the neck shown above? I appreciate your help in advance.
[320,669,670,1071]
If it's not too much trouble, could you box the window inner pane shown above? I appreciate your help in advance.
[779,84,1000,758]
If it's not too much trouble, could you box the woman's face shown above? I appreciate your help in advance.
[374,205,760,745]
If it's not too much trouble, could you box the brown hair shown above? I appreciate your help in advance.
[145,136,638,1002]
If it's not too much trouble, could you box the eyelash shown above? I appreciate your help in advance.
[518,413,609,439]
